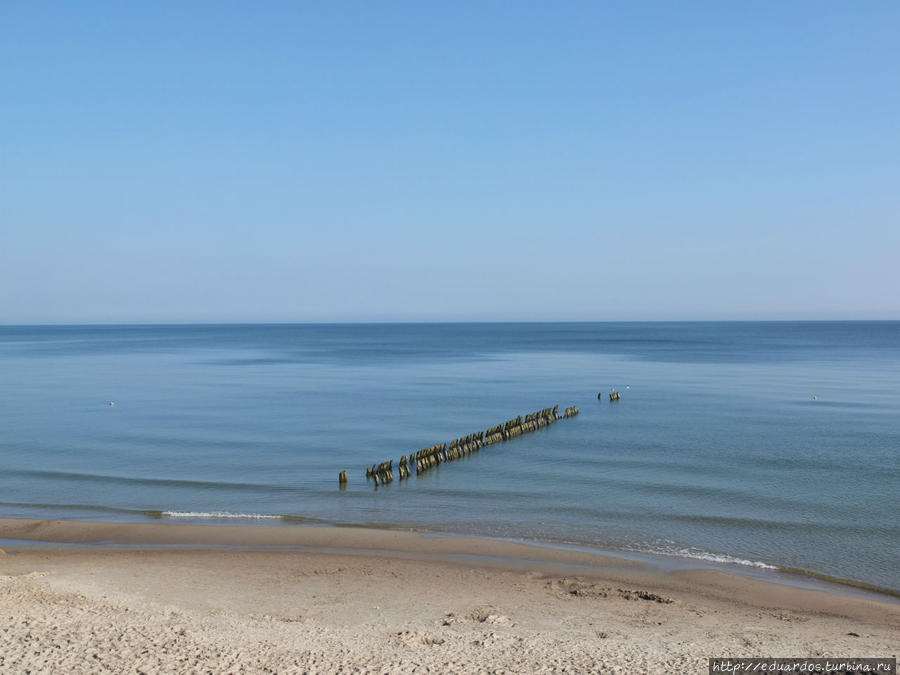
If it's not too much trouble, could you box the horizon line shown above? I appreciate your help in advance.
[2,318,898,328]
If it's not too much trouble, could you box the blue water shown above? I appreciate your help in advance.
[1,322,897,591]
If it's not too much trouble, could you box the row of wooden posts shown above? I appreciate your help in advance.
[339,404,578,487]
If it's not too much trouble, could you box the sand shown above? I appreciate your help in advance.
[0,519,897,674]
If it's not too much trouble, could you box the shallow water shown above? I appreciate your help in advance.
[1,322,897,590]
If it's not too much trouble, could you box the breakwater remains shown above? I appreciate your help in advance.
[345,405,577,487]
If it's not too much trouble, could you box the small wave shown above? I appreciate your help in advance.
[160,511,283,520]
[671,549,777,569]
[627,544,777,569]
[0,501,165,519]
[202,357,300,366]
[8,469,288,493]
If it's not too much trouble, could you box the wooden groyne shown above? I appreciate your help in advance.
[344,404,576,487]
[366,460,394,486]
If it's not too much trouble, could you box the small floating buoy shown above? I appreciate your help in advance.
[812,395,817,401]
[108,401,115,406]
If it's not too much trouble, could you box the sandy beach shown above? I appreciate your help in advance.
[0,519,897,673]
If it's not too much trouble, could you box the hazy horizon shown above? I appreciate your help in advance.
[3,318,899,328]
[3,2,897,324]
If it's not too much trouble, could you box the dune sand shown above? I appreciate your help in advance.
[0,518,897,673]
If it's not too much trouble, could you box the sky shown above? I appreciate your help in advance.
[1,2,898,323]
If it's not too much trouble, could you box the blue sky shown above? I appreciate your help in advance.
[2,2,898,323]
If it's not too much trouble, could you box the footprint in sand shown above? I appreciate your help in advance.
[394,630,445,646]
[441,607,512,626]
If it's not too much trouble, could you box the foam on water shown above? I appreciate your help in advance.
[161,511,283,520]
[631,545,778,569]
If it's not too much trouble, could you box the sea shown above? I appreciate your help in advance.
[0,322,897,593]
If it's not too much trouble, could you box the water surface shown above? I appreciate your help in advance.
[1,322,897,590]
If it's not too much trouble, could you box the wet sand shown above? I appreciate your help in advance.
[0,518,897,673]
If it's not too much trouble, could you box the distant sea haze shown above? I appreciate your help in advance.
[1,322,898,592]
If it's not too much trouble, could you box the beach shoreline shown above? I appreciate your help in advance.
[1,518,898,673]
[1,516,896,602]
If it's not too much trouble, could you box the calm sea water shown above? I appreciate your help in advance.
[0,323,897,591]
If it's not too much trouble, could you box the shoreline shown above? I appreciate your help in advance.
[1,516,898,607]
[4,502,897,598]
[0,517,900,603]
[2,518,898,672]
[2,526,899,673]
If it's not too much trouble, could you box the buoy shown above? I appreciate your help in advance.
[108,401,115,406]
